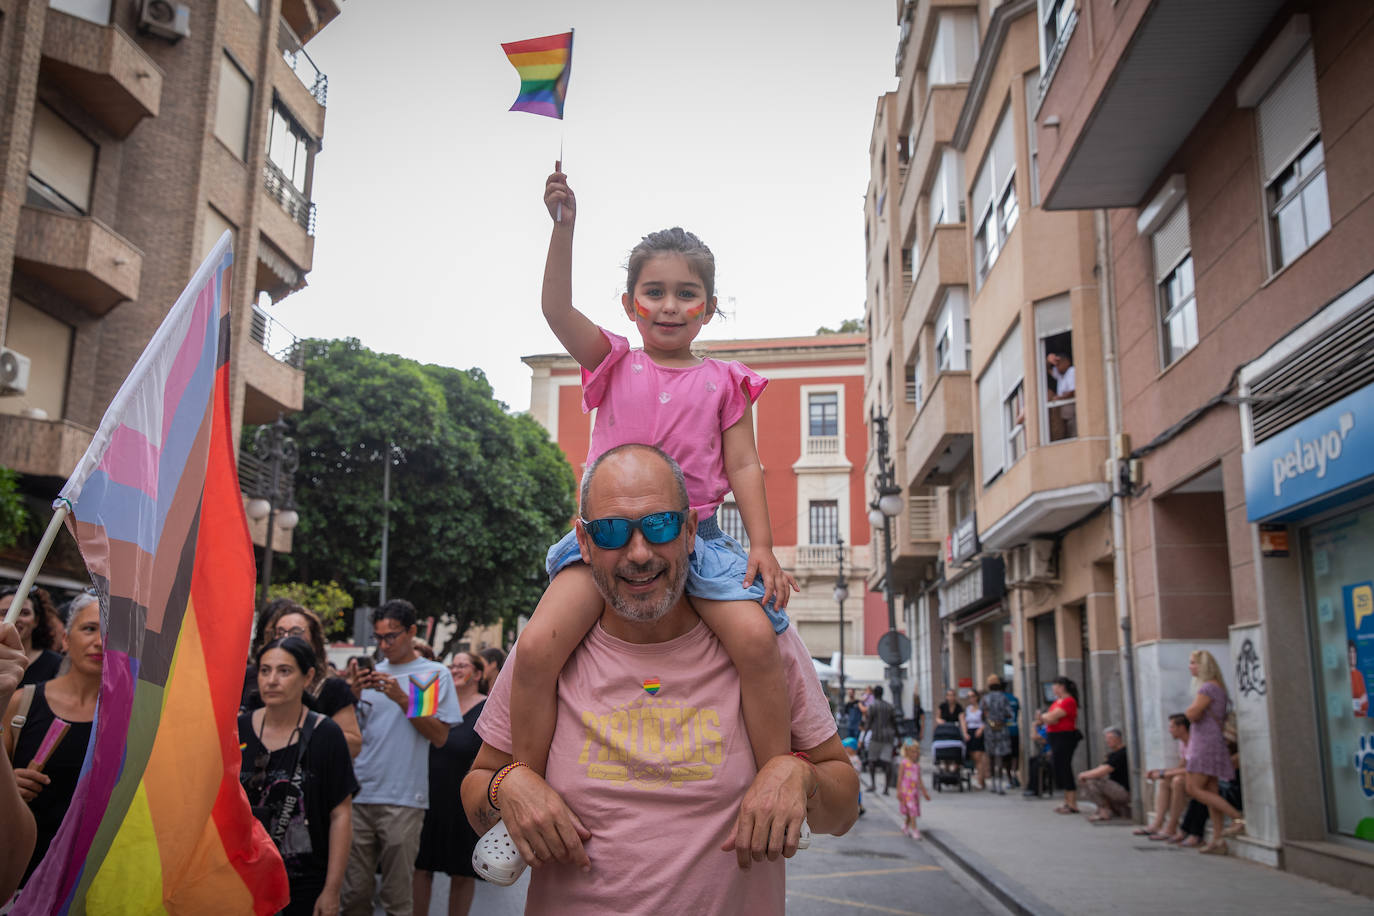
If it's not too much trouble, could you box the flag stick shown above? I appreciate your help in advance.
[4,503,71,626]
[555,135,566,223]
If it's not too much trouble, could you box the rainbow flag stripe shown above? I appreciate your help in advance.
[15,233,287,916]
[643,678,661,696]
[408,673,441,718]
[501,30,574,119]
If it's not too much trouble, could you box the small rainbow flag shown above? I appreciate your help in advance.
[643,678,661,696]
[501,30,574,119]
[408,673,441,718]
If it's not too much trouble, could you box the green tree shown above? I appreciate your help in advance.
[274,339,575,654]
[266,580,354,638]
[0,467,28,550]
[816,318,865,335]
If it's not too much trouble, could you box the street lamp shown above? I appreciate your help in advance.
[245,414,299,609]
[869,405,905,721]
[833,536,849,702]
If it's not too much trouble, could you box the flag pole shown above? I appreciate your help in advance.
[3,502,71,626]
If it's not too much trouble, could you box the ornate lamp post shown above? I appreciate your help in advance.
[244,414,299,610]
[834,536,849,703]
[869,406,906,720]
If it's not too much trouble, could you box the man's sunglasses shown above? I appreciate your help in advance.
[581,511,685,550]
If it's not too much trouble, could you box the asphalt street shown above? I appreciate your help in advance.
[402,792,1001,916]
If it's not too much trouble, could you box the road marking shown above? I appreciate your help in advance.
[790,865,943,880]
[786,889,926,914]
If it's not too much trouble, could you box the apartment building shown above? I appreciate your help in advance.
[865,0,1119,759]
[524,334,888,670]
[1035,0,1374,892]
[0,0,338,581]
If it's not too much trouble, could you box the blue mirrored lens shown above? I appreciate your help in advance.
[585,512,684,549]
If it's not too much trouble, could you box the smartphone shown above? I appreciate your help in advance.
[350,655,374,673]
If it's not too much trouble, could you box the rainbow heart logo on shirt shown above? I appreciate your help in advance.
[643,678,661,695]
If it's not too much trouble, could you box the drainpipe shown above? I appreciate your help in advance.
[1095,208,1143,816]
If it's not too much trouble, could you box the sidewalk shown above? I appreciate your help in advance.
[861,771,1370,915]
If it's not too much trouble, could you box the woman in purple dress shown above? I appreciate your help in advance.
[1184,650,1244,853]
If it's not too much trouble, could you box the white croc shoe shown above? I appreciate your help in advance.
[472,819,527,887]
[797,819,811,850]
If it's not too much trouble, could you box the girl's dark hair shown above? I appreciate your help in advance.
[2,585,58,650]
[1169,713,1191,730]
[1053,676,1079,702]
[254,597,302,656]
[626,228,717,301]
[480,646,506,693]
[264,603,327,687]
[256,636,317,681]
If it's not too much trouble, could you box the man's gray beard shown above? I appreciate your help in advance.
[593,559,687,623]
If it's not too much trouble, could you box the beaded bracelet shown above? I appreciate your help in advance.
[790,751,820,799]
[487,761,528,810]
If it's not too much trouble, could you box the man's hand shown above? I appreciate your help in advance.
[495,765,591,871]
[744,547,800,610]
[369,672,408,711]
[720,754,810,869]
[14,767,49,802]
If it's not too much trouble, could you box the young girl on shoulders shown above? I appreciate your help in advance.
[508,165,799,789]
[896,739,931,839]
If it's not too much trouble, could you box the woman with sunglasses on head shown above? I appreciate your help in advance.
[239,637,357,916]
[245,604,362,758]
[1,586,63,686]
[413,652,487,916]
[3,594,100,890]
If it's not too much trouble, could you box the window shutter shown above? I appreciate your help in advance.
[992,108,1016,191]
[1258,46,1320,183]
[972,154,993,226]
[215,54,253,160]
[1034,294,1072,339]
[1151,200,1191,284]
[1001,321,1024,394]
[978,360,1003,482]
[29,105,95,212]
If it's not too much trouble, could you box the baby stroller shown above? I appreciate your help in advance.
[931,722,971,792]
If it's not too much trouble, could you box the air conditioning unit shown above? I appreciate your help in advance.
[139,0,191,42]
[0,347,31,397]
[1027,537,1059,583]
[1003,544,1029,587]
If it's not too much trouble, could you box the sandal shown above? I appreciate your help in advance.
[1054,805,1080,814]
[1148,832,1173,841]
[1221,819,1247,838]
[1199,841,1228,855]
[1132,826,1157,836]
[1178,836,1202,848]
[1087,814,1113,823]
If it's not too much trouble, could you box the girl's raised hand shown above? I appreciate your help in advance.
[744,547,800,610]
[544,163,576,226]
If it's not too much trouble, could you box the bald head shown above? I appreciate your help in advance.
[580,444,688,517]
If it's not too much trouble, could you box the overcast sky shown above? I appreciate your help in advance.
[281,0,897,413]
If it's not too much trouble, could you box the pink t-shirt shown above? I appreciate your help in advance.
[477,620,835,916]
[582,328,767,513]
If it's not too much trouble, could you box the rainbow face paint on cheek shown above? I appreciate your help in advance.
[634,299,651,319]
[685,303,706,320]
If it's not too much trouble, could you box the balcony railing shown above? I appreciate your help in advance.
[250,306,304,369]
[238,446,295,504]
[909,496,939,541]
[796,543,850,570]
[263,162,316,235]
[278,17,328,105]
[804,435,841,457]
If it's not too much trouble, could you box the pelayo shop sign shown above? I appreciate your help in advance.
[1245,384,1374,521]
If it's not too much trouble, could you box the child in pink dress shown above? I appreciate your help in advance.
[897,739,931,838]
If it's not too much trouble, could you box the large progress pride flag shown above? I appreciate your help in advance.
[16,233,287,915]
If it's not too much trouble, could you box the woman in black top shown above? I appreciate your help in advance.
[1,586,64,686]
[244,604,361,758]
[936,688,964,728]
[414,651,487,916]
[3,594,100,887]
[239,637,357,916]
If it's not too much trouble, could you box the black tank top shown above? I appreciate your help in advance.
[13,681,94,885]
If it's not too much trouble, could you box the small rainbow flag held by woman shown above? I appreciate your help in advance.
[501,30,574,119]
[408,673,441,718]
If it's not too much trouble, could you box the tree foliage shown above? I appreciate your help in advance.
[0,467,28,551]
[816,318,865,335]
[272,339,576,650]
[266,580,354,638]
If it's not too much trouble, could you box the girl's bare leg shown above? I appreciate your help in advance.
[691,597,790,769]
[413,869,432,916]
[509,565,603,775]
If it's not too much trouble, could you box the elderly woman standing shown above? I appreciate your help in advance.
[1,587,64,686]
[1184,650,1244,853]
[4,594,100,888]
[413,652,487,916]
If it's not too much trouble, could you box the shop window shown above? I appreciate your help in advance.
[27,104,96,215]
[1035,295,1076,443]
[978,321,1024,484]
[215,52,253,160]
[719,502,749,548]
[809,500,840,546]
[973,106,1017,288]
[1257,45,1328,271]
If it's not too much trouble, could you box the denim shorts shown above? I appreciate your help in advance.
[545,513,790,634]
